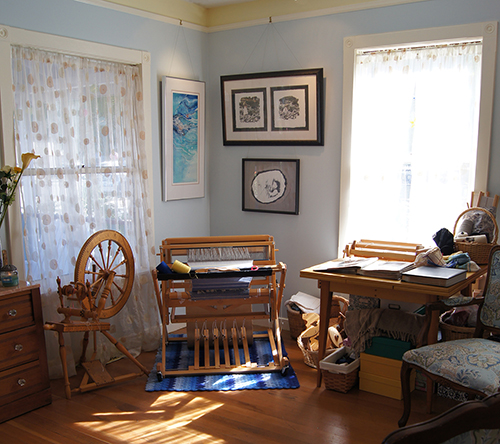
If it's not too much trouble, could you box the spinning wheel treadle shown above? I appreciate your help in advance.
[74,229,134,319]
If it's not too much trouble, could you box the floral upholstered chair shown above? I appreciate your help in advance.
[384,392,500,444]
[399,245,500,428]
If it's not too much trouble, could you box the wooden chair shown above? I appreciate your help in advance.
[384,392,500,444]
[399,245,500,427]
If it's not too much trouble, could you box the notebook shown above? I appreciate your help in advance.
[401,266,466,287]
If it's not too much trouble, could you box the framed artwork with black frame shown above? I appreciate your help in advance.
[221,68,323,145]
[242,158,300,215]
[162,76,205,201]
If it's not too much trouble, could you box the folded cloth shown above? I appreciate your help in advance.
[345,308,425,356]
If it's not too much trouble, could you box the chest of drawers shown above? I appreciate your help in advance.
[0,283,51,423]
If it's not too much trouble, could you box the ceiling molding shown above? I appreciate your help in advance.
[75,0,433,32]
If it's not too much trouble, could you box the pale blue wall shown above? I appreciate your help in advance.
[207,0,500,301]
[0,0,211,252]
[1,0,500,306]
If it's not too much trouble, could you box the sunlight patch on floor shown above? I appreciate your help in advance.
[74,393,225,443]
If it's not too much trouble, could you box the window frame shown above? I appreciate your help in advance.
[0,24,154,277]
[339,21,498,255]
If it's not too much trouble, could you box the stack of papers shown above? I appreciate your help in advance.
[312,257,379,274]
[312,257,416,280]
[357,260,417,280]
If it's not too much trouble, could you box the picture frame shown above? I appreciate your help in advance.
[162,76,205,201]
[221,68,323,146]
[242,158,300,215]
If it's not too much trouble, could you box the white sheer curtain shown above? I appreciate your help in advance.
[11,46,160,378]
[346,42,482,246]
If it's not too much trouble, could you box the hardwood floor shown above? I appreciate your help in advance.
[0,333,458,444]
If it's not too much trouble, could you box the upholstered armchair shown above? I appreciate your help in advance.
[384,392,500,444]
[399,245,500,427]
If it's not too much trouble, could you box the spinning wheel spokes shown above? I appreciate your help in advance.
[74,230,134,319]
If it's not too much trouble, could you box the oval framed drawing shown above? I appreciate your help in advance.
[242,158,300,215]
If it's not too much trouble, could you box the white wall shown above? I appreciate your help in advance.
[0,0,211,254]
[207,0,500,307]
[2,0,500,313]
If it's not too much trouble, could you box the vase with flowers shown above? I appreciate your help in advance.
[0,152,40,271]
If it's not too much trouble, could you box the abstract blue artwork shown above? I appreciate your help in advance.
[162,77,205,200]
[172,92,199,184]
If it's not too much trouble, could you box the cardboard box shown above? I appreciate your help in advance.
[359,353,415,400]
[360,353,401,379]
[363,337,412,361]
[359,371,415,400]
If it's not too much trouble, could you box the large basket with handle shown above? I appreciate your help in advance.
[453,207,498,264]
[297,295,349,368]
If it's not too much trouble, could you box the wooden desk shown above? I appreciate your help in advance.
[299,263,487,387]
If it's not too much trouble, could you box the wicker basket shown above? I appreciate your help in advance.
[322,369,359,393]
[297,327,334,368]
[287,303,307,339]
[453,207,498,264]
[439,313,475,341]
[296,295,349,368]
[320,347,359,393]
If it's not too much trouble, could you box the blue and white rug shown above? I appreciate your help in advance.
[145,334,300,392]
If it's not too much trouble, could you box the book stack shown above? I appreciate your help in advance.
[401,266,466,287]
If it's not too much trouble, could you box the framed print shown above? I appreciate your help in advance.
[242,158,300,215]
[162,76,205,201]
[221,68,323,146]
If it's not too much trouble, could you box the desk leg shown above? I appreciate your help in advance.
[428,310,439,345]
[317,280,332,387]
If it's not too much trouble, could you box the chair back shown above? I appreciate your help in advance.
[477,245,500,335]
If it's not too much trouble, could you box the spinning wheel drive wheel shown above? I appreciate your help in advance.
[74,230,134,319]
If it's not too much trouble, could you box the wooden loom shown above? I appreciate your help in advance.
[344,239,428,262]
[152,235,288,380]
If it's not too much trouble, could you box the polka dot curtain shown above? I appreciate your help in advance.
[11,45,160,378]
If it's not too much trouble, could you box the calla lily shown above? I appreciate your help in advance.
[21,153,40,170]
[0,152,41,229]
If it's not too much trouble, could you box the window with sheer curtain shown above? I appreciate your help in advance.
[11,45,160,378]
[340,23,497,251]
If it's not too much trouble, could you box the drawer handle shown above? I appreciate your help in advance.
[8,309,17,317]
[17,378,26,387]
[14,343,23,352]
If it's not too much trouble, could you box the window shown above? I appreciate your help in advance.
[0,25,158,377]
[339,22,497,251]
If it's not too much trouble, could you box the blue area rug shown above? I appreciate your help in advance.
[145,334,300,392]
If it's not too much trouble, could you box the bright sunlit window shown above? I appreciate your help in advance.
[339,22,498,251]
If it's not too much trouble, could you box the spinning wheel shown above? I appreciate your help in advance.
[74,230,134,319]
[44,230,148,399]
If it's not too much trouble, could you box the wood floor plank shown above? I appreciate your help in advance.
[0,334,458,443]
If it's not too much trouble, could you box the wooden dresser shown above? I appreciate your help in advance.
[0,282,51,423]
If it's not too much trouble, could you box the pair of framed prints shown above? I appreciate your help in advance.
[162,68,323,214]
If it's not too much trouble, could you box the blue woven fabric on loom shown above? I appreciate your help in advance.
[145,334,300,392]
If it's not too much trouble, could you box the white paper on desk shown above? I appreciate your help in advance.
[289,291,320,314]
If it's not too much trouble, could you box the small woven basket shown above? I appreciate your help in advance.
[453,207,498,264]
[296,295,349,368]
[322,368,359,393]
